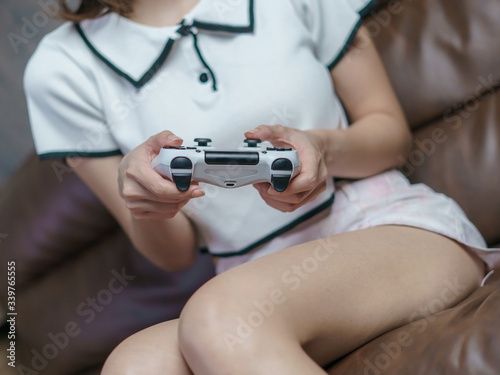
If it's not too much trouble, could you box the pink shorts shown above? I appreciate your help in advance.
[215,170,499,275]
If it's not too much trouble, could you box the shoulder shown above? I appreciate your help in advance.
[282,0,376,68]
[286,0,375,21]
[23,22,97,97]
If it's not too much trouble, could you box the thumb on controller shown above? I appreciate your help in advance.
[147,130,183,154]
[245,125,291,148]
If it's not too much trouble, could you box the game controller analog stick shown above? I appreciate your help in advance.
[243,139,262,147]
[193,138,212,147]
[151,138,300,191]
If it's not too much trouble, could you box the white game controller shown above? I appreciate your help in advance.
[151,138,300,192]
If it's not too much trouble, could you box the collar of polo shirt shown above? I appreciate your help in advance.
[75,0,254,89]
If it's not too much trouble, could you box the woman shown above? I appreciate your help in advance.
[24,0,498,373]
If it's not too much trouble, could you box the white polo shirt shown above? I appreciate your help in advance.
[24,0,376,256]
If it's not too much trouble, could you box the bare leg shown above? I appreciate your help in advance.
[178,226,484,374]
[102,226,484,374]
[101,319,192,375]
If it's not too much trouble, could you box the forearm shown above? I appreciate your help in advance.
[68,155,198,271]
[321,26,412,179]
[309,112,412,179]
[129,212,198,271]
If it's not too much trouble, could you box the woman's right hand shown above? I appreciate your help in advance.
[118,130,205,220]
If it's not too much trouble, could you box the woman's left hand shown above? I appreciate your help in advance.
[244,125,329,212]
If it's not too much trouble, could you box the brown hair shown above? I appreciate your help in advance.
[57,0,134,22]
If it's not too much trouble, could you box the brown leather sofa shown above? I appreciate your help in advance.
[1,0,499,374]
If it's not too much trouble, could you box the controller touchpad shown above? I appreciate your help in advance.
[204,168,259,178]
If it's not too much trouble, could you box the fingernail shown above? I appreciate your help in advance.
[168,134,182,141]
[246,130,257,134]
[191,189,205,198]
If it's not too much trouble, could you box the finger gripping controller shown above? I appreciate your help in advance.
[151,138,299,192]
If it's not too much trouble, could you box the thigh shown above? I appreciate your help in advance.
[181,225,484,368]
[102,319,191,375]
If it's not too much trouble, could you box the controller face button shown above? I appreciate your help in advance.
[266,147,276,151]
[187,147,197,149]
[271,175,291,192]
[171,157,193,169]
[272,158,293,171]
[172,174,192,191]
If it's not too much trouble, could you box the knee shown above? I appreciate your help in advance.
[178,290,239,356]
[102,321,183,375]
[102,339,143,375]
[178,285,276,371]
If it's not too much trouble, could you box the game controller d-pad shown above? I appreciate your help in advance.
[151,138,300,191]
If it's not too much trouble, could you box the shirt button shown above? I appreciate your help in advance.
[199,73,209,83]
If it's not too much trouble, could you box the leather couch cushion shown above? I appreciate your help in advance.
[402,91,500,246]
[367,0,500,128]
[0,155,216,374]
[0,155,118,290]
[329,268,500,374]
[15,231,214,375]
